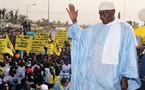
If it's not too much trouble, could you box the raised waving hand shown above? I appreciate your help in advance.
[66,4,78,24]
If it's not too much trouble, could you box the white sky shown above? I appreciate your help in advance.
[0,0,145,26]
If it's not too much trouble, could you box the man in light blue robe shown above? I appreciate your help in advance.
[66,1,141,90]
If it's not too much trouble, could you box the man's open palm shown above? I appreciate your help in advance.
[66,4,78,23]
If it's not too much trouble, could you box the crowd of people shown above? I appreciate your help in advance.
[0,8,18,19]
[0,28,145,90]
[0,27,71,90]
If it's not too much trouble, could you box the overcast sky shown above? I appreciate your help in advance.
[0,0,145,26]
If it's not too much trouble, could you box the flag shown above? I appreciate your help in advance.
[53,43,60,56]
[0,68,5,74]
[5,34,14,56]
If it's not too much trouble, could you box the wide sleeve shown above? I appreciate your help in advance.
[119,23,141,90]
[67,22,83,40]
[66,23,94,90]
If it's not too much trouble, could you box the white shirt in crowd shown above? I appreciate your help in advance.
[44,67,51,83]
[16,66,26,84]
[2,63,10,82]
[62,64,71,73]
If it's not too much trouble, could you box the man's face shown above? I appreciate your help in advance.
[99,9,115,24]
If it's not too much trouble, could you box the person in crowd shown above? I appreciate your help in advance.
[62,60,71,75]
[8,67,18,90]
[21,21,28,35]
[0,9,1,19]
[9,10,14,19]
[48,66,60,90]
[27,21,31,32]
[43,64,51,85]
[14,10,18,19]
[36,83,48,90]
[53,77,69,90]
[2,59,10,82]
[26,66,35,89]
[16,59,26,89]
[2,8,6,19]
[33,65,45,88]
[66,1,141,90]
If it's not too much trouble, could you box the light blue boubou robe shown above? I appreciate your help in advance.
[67,20,141,90]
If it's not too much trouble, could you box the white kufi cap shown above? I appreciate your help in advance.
[99,1,115,11]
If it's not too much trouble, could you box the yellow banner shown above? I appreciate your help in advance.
[6,34,14,51]
[34,32,50,45]
[29,32,50,53]
[0,68,5,74]
[53,43,60,56]
[30,40,44,53]
[46,43,53,55]
[15,35,33,51]
[0,38,6,53]
[5,34,14,56]
[0,35,14,56]
[54,30,68,48]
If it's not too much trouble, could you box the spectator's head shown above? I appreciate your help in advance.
[19,59,25,67]
[49,66,55,75]
[61,77,69,87]
[5,58,10,64]
[64,59,69,65]
[34,65,41,75]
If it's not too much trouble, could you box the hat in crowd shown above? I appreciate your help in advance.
[99,1,115,11]
[15,54,20,59]
[41,84,48,90]
[26,68,33,74]
[35,65,40,70]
